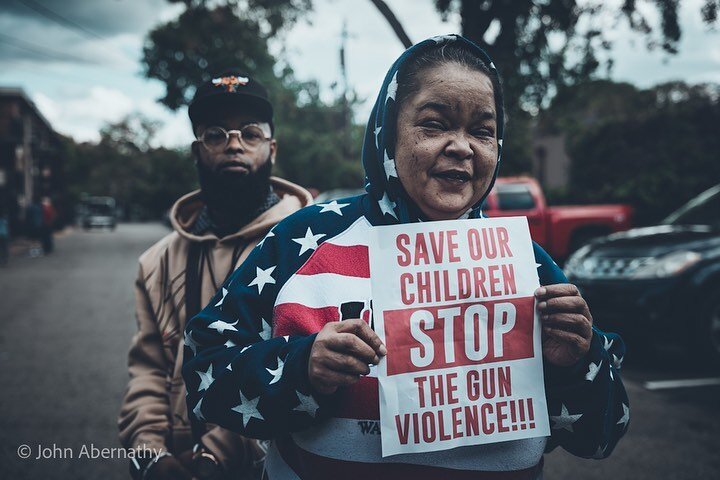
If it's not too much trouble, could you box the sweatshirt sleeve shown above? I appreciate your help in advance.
[533,243,630,459]
[182,222,338,440]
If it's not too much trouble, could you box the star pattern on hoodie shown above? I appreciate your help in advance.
[196,363,215,391]
[592,444,607,459]
[259,318,272,341]
[386,71,398,101]
[266,356,285,385]
[585,360,602,382]
[613,354,624,369]
[193,398,206,422]
[550,403,583,432]
[378,192,398,219]
[257,230,275,249]
[374,125,382,148]
[231,390,264,428]
[292,227,326,256]
[249,265,276,294]
[317,200,349,216]
[214,287,228,308]
[208,319,239,334]
[383,151,397,179]
[185,330,201,356]
[617,403,630,429]
[293,391,320,418]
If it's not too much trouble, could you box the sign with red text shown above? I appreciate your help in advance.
[368,217,550,456]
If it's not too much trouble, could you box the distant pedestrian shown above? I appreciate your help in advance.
[0,211,9,266]
[40,197,56,254]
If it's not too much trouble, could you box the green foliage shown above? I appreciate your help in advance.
[143,4,278,110]
[143,3,363,192]
[63,116,197,220]
[564,82,720,224]
[430,0,717,118]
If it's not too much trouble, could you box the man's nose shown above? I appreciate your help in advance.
[225,132,245,152]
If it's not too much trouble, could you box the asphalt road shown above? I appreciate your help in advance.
[0,223,718,479]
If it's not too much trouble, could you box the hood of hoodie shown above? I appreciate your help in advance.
[362,34,505,224]
[170,176,313,243]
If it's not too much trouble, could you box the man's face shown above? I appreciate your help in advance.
[193,112,276,175]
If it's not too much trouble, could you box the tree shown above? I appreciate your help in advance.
[374,1,718,116]
[370,1,719,177]
[563,81,720,224]
[64,115,197,220]
[143,2,365,191]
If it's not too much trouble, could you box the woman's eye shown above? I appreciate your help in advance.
[421,120,445,130]
[472,127,494,138]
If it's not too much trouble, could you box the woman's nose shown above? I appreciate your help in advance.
[444,133,473,160]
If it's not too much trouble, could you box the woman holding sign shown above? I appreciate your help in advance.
[183,35,629,479]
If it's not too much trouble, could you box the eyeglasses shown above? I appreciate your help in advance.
[197,124,272,152]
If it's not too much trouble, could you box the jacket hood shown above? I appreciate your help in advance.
[362,34,505,224]
[170,176,313,243]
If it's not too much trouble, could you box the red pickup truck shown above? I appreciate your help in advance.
[483,177,633,260]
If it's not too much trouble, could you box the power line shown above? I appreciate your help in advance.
[0,32,85,63]
[17,0,105,41]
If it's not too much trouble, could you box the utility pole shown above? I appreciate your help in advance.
[339,20,351,158]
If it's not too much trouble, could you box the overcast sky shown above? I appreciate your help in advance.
[1,0,718,148]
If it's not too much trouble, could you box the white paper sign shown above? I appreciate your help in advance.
[368,217,550,457]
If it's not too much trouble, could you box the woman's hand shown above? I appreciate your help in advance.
[308,319,387,395]
[535,284,593,367]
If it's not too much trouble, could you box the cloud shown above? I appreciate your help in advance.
[0,0,173,37]
[32,87,133,141]
[0,0,182,68]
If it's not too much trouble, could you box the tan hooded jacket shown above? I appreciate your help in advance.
[118,177,312,472]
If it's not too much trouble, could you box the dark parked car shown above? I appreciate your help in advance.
[564,184,720,365]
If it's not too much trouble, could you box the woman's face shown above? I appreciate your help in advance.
[394,62,498,221]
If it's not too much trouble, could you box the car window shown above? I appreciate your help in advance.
[664,186,720,226]
[88,204,114,216]
[496,185,536,211]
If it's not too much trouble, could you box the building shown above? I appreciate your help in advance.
[0,88,65,236]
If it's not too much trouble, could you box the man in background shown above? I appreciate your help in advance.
[119,70,313,480]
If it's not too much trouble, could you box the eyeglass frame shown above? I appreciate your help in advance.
[195,123,273,152]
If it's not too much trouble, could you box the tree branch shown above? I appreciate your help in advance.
[370,0,412,48]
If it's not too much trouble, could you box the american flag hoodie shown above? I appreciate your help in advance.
[182,35,629,480]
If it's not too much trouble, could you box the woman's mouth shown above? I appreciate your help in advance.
[432,170,472,184]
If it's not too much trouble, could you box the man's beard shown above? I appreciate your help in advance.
[196,154,273,230]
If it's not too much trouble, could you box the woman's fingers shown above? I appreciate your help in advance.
[321,349,372,375]
[535,284,580,299]
[537,295,588,314]
[309,319,382,394]
[542,326,590,355]
[540,312,592,337]
[535,284,592,320]
[326,332,380,365]
[336,319,387,357]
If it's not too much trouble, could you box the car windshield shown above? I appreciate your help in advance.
[495,185,536,211]
[88,204,114,216]
[663,185,720,226]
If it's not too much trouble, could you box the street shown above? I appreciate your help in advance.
[1,224,719,479]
